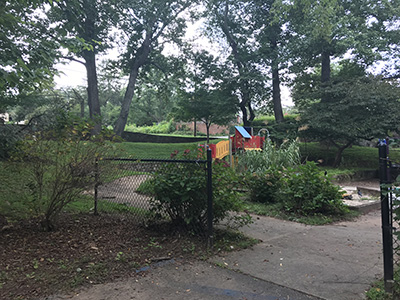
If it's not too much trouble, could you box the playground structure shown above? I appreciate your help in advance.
[206,126,266,160]
[231,126,265,153]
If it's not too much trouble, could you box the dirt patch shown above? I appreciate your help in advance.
[0,214,207,300]
[338,178,380,189]
[97,175,153,209]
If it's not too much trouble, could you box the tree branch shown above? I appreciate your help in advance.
[18,113,46,133]
[383,74,400,80]
[149,61,167,74]
[128,8,144,26]
[60,56,86,66]
[152,3,191,41]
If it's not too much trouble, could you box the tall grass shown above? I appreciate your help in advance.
[236,139,301,174]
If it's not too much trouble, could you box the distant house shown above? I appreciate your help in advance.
[176,116,241,136]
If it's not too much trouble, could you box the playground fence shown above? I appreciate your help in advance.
[378,141,400,296]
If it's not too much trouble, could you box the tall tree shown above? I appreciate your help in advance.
[204,0,269,126]
[113,0,194,136]
[173,50,238,143]
[292,60,366,108]
[277,0,400,103]
[129,67,181,126]
[49,0,118,133]
[250,0,285,123]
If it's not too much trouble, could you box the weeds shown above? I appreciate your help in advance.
[243,201,360,225]
[236,139,301,174]
[213,229,259,253]
[366,268,400,299]
[115,252,125,262]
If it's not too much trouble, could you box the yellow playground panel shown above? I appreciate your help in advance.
[214,140,230,160]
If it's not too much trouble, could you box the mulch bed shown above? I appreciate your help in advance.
[0,214,207,300]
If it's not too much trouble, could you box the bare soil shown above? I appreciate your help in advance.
[338,178,380,189]
[0,214,207,300]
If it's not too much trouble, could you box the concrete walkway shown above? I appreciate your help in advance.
[212,210,383,300]
[48,209,383,300]
[47,259,320,300]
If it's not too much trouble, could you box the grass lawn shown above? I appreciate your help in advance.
[65,196,153,217]
[117,140,400,166]
[112,141,397,184]
[117,140,223,158]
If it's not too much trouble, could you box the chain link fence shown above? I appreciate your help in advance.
[378,141,400,295]
[90,150,214,245]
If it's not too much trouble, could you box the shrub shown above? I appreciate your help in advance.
[146,149,250,232]
[278,162,347,216]
[11,114,113,231]
[246,167,283,204]
[238,140,301,204]
[125,120,176,134]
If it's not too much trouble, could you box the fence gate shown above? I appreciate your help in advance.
[378,141,400,295]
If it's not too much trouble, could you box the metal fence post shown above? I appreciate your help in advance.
[206,148,213,248]
[379,141,394,293]
[229,137,233,168]
[94,158,99,216]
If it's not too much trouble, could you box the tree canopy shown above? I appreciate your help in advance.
[278,0,400,102]
[1,0,400,153]
[0,1,58,111]
[301,75,400,166]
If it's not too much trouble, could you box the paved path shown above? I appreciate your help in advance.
[47,260,319,300]
[48,210,383,300]
[212,210,383,300]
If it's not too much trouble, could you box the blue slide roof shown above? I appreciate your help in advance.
[235,126,251,138]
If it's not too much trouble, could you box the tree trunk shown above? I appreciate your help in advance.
[40,218,54,232]
[220,2,253,127]
[272,67,284,123]
[240,102,249,126]
[247,101,255,125]
[193,118,197,137]
[114,34,152,136]
[114,65,141,136]
[206,122,210,144]
[321,49,331,103]
[81,0,101,134]
[83,50,101,134]
[269,35,284,123]
[332,140,353,167]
